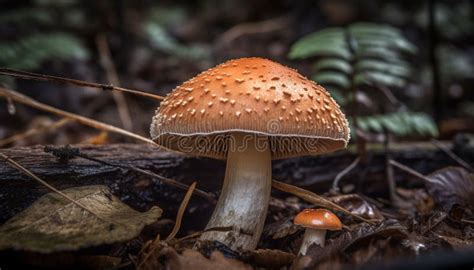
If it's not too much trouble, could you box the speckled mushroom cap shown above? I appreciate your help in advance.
[294,209,342,230]
[150,57,350,159]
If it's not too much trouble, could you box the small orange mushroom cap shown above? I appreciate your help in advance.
[150,57,350,159]
[294,209,342,230]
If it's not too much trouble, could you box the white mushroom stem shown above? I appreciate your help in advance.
[197,132,272,250]
[299,229,327,255]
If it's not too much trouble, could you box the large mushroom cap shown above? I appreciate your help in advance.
[150,57,350,159]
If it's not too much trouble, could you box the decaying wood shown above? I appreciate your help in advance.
[0,142,471,224]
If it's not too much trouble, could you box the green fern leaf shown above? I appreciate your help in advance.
[312,72,350,89]
[313,58,352,74]
[355,60,411,78]
[0,33,89,70]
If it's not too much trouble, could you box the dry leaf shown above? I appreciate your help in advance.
[329,194,384,220]
[146,247,251,270]
[241,248,295,268]
[0,185,162,253]
[426,167,474,210]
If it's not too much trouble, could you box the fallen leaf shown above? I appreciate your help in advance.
[0,185,162,253]
[396,188,435,215]
[426,167,474,210]
[263,220,299,240]
[329,194,384,220]
[143,247,251,270]
[434,233,474,251]
[241,248,294,268]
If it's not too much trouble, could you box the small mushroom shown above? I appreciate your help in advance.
[150,57,350,251]
[294,208,342,255]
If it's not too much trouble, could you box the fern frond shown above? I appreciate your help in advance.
[146,22,207,59]
[357,111,438,137]
[0,33,89,70]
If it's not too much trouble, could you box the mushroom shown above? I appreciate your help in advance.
[150,57,350,251]
[294,208,342,255]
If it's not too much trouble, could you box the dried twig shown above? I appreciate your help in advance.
[0,87,159,145]
[0,68,163,100]
[0,118,70,147]
[272,180,374,224]
[431,139,473,172]
[0,152,114,224]
[331,156,361,192]
[166,182,196,241]
[389,159,434,183]
[96,34,134,131]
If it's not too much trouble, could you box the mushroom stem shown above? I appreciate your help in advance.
[299,229,326,255]
[197,132,272,250]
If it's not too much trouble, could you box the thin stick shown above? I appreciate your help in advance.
[0,118,70,147]
[461,219,474,225]
[166,182,196,241]
[0,87,157,145]
[272,180,374,224]
[0,152,113,224]
[0,68,164,100]
[331,156,360,192]
[176,226,235,242]
[431,139,473,172]
[97,34,134,131]
[389,159,434,183]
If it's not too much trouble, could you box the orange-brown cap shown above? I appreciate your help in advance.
[150,57,350,159]
[294,209,342,230]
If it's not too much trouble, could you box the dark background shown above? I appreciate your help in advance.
[0,0,472,145]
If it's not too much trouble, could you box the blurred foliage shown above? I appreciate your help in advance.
[356,111,438,137]
[145,23,208,60]
[0,1,89,71]
[0,33,89,70]
[289,22,438,138]
[415,2,474,40]
[144,5,209,60]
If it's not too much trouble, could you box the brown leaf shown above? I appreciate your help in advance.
[434,233,474,250]
[263,220,299,240]
[426,167,474,210]
[145,247,251,270]
[241,248,294,268]
[329,194,384,220]
[0,185,162,253]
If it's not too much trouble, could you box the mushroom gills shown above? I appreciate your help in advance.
[197,132,272,250]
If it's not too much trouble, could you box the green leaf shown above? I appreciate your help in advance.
[312,72,350,89]
[354,72,406,88]
[349,23,403,38]
[355,60,412,77]
[357,111,438,137]
[289,29,351,59]
[0,185,162,253]
[326,87,347,105]
[0,33,89,70]
[357,47,401,60]
[146,22,208,60]
[354,36,417,54]
[313,58,352,74]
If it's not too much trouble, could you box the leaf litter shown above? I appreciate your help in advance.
[0,185,162,253]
